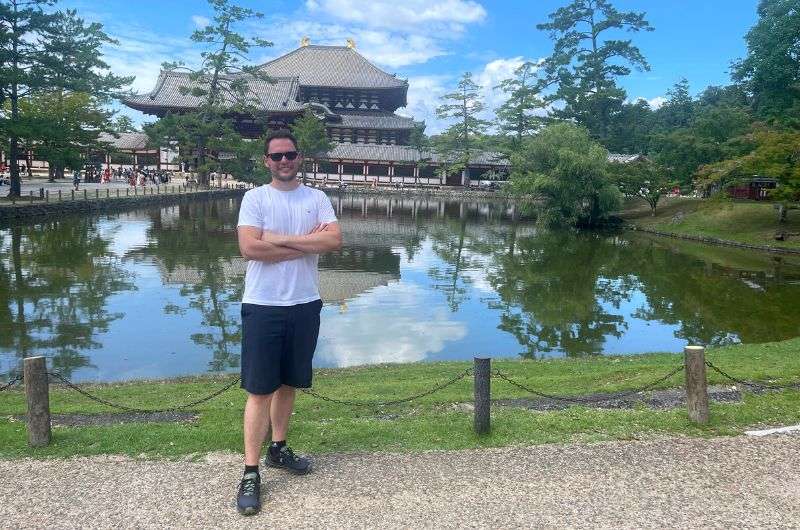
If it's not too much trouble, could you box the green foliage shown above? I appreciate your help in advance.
[19,91,114,177]
[604,99,656,154]
[695,126,800,202]
[732,0,800,125]
[290,109,331,182]
[0,2,129,195]
[508,122,621,227]
[537,0,653,142]
[612,158,674,214]
[435,72,491,177]
[495,61,547,147]
[147,0,273,186]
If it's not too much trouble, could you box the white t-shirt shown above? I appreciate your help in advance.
[237,184,338,306]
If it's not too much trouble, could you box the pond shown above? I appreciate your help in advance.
[1,193,799,382]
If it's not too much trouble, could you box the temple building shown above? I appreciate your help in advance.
[123,39,507,186]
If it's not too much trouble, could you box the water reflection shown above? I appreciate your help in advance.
[1,192,799,382]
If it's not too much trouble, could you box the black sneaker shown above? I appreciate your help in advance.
[265,445,312,475]
[236,472,261,515]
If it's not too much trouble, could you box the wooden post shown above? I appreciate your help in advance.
[71,190,75,201]
[684,345,709,424]
[83,189,87,200]
[474,357,491,434]
[45,190,49,203]
[95,189,99,199]
[116,189,120,198]
[24,356,51,447]
[58,190,62,201]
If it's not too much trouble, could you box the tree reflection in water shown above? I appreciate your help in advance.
[0,219,135,379]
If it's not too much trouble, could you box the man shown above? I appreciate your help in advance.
[235,130,342,515]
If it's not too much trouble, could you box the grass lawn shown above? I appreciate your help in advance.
[2,338,800,459]
[620,197,800,251]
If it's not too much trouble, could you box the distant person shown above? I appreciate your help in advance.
[235,130,342,516]
[72,169,80,191]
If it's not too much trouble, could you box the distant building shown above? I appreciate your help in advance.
[123,39,508,187]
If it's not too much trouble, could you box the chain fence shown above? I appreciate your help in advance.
[46,372,241,414]
[491,365,686,404]
[300,368,474,408]
[705,361,800,391]
[0,376,21,392]
[3,359,799,416]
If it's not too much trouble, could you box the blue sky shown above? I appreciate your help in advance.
[58,0,760,133]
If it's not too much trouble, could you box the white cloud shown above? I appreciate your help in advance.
[396,75,451,133]
[191,15,210,28]
[306,0,486,32]
[317,282,467,367]
[631,96,666,110]
[400,57,545,134]
[647,96,667,109]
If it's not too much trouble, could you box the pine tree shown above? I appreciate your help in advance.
[435,72,490,185]
[495,61,548,147]
[0,4,131,193]
[145,0,273,186]
[537,0,653,143]
[290,109,331,184]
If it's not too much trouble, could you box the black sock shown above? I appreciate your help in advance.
[244,464,259,475]
[269,440,286,455]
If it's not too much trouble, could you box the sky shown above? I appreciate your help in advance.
[57,0,761,133]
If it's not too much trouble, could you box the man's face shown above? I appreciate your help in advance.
[264,138,303,182]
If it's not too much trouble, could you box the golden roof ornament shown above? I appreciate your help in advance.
[300,36,310,47]
[346,38,356,49]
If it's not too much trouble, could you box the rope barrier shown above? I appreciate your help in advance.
[300,368,473,407]
[705,361,800,391]
[0,376,21,392]
[491,365,686,404]
[46,372,241,413]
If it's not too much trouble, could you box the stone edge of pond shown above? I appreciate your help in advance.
[623,224,800,256]
[0,189,246,222]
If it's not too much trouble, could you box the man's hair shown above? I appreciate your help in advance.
[264,129,299,154]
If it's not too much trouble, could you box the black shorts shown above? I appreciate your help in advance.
[240,299,323,395]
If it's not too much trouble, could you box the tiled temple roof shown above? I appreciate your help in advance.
[326,143,508,165]
[123,71,305,113]
[258,46,407,89]
[97,132,150,150]
[335,112,416,130]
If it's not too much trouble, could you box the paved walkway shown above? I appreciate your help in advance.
[1,435,799,528]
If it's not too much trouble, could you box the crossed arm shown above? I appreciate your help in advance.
[238,222,342,263]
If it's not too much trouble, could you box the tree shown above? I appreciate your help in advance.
[111,115,137,133]
[495,61,547,147]
[732,0,800,125]
[145,0,273,186]
[508,122,621,227]
[435,72,491,185]
[290,108,331,184]
[695,126,800,220]
[604,98,655,154]
[408,121,431,186]
[654,78,694,131]
[0,0,58,197]
[0,4,130,195]
[19,91,114,180]
[612,158,674,215]
[537,0,654,142]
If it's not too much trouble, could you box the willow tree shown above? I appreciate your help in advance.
[145,0,273,186]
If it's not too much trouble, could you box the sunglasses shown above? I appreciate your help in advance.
[267,151,299,162]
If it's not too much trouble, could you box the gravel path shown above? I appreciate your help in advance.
[1,435,799,529]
